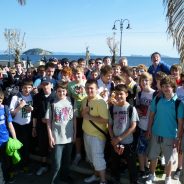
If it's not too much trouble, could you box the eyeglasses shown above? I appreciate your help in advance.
[95,62,102,64]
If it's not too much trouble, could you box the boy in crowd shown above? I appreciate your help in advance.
[33,62,57,89]
[170,64,182,86]
[148,52,170,89]
[46,82,75,184]
[68,66,86,165]
[81,79,108,184]
[174,72,184,180]
[135,73,155,181]
[108,84,139,184]
[9,79,34,173]
[146,76,184,184]
[32,77,55,176]
[121,66,140,106]
[97,65,113,102]
[0,90,17,184]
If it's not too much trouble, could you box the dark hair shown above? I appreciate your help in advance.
[95,58,102,62]
[0,90,4,99]
[151,52,161,59]
[160,76,177,92]
[85,79,98,88]
[56,81,68,90]
[78,58,86,63]
[21,79,33,87]
[114,84,128,93]
[121,66,132,76]
[180,72,184,79]
[38,65,45,71]
[155,71,167,81]
[45,62,55,70]
[103,56,111,61]
[100,65,113,76]
[170,64,182,73]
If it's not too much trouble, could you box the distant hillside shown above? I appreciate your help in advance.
[23,48,52,55]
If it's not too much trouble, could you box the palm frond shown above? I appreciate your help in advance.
[17,0,26,5]
[163,0,184,63]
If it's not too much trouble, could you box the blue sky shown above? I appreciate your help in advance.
[0,0,179,57]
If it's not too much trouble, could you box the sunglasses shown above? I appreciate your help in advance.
[96,62,102,64]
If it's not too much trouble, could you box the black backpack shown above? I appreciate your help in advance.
[109,104,133,121]
[154,96,181,123]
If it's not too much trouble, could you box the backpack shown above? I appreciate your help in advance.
[154,96,181,123]
[109,104,133,121]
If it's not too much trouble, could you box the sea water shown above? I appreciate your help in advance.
[0,54,179,67]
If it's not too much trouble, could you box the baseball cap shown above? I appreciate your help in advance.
[41,77,52,84]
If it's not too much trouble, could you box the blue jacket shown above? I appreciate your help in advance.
[148,61,170,88]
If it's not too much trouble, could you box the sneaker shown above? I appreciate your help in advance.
[137,171,148,184]
[72,154,81,165]
[165,176,171,184]
[173,168,182,180]
[84,175,100,183]
[160,156,165,166]
[145,174,155,184]
[36,166,48,176]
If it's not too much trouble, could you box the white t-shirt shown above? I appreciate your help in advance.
[10,93,33,125]
[176,86,184,103]
[136,89,155,131]
[45,97,74,144]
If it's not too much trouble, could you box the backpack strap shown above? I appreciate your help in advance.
[132,84,137,98]
[138,91,142,101]
[128,105,133,120]
[4,105,9,126]
[175,99,181,124]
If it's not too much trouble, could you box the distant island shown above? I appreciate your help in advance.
[23,48,52,55]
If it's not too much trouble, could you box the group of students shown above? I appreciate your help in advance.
[0,52,184,184]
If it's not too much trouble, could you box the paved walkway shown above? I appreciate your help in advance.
[0,155,181,184]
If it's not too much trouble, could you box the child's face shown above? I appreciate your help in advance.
[113,67,121,76]
[101,72,112,84]
[140,78,151,89]
[85,83,98,99]
[91,72,98,79]
[171,69,180,78]
[0,98,3,105]
[161,84,174,97]
[74,71,83,81]
[22,85,33,96]
[46,67,55,77]
[115,90,128,104]
[56,88,67,99]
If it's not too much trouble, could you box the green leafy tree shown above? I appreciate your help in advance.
[164,0,184,63]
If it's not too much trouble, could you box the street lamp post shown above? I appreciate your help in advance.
[112,19,131,57]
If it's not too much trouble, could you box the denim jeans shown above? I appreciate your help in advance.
[50,143,73,184]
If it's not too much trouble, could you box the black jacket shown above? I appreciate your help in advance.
[32,90,55,120]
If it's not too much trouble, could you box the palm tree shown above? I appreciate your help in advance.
[164,0,184,63]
